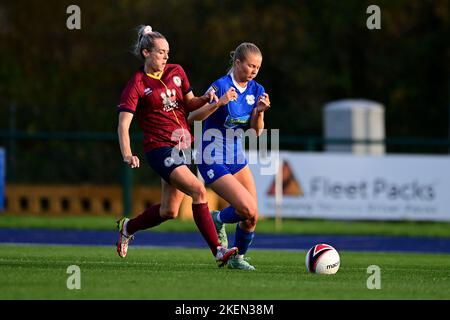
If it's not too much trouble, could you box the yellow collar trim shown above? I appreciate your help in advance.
[146,70,164,80]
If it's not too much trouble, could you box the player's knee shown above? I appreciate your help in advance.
[249,212,258,226]
[237,201,257,220]
[160,208,178,220]
[190,184,207,203]
[241,215,258,230]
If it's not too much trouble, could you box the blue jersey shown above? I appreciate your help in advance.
[197,74,265,173]
[203,74,265,134]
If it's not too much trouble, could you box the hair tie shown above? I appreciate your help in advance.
[143,25,153,35]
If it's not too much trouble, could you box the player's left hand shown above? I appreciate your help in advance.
[204,88,219,104]
[256,93,271,113]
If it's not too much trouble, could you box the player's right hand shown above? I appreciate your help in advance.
[123,155,140,168]
[218,87,237,106]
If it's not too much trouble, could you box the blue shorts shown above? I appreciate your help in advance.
[145,146,189,184]
[197,161,247,185]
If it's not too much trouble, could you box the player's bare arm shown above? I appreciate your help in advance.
[187,87,237,124]
[250,92,270,136]
[184,89,218,111]
[118,112,140,168]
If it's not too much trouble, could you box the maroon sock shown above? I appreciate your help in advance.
[192,203,220,256]
[126,204,167,235]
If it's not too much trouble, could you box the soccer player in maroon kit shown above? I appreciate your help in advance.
[116,25,238,267]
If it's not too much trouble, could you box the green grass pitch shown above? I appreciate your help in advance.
[1,244,449,300]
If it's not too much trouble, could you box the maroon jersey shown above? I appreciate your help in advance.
[117,64,193,152]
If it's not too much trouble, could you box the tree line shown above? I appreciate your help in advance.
[0,0,448,183]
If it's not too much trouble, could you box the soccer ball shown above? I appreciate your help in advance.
[305,243,340,274]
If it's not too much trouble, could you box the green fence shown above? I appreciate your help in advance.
[1,130,450,216]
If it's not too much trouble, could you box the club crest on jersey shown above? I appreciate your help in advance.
[161,88,179,112]
[173,76,182,87]
[246,94,255,105]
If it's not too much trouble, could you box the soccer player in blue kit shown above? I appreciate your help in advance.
[188,43,271,270]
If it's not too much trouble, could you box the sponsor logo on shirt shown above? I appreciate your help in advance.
[161,88,179,112]
[144,87,153,95]
[223,114,251,129]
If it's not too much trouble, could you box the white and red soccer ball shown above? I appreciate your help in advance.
[305,243,340,274]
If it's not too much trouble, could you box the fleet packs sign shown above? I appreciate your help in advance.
[248,152,450,221]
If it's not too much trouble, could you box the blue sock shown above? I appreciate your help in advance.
[218,206,242,223]
[233,223,254,255]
